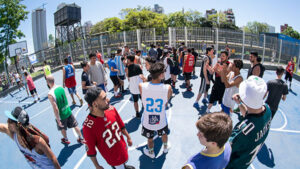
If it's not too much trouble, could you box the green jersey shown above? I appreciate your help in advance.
[49,85,71,120]
[44,65,51,76]
[226,104,272,169]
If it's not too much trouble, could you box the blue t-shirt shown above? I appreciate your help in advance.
[184,142,231,169]
[107,59,118,76]
[64,64,74,78]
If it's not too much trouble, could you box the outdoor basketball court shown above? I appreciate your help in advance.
[0,66,299,169]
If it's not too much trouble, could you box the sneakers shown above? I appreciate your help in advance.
[202,98,208,104]
[143,147,155,158]
[77,138,86,144]
[80,99,83,106]
[193,102,200,108]
[163,144,171,153]
[61,138,71,145]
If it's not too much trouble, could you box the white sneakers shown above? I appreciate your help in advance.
[143,147,155,158]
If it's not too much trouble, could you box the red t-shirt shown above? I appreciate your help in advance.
[184,54,194,73]
[97,52,104,64]
[26,76,35,91]
[83,106,128,166]
[286,61,295,75]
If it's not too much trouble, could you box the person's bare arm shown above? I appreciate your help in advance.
[167,85,173,101]
[72,65,76,76]
[48,94,63,128]
[139,74,146,82]
[203,59,210,84]
[36,137,61,169]
[0,123,14,139]
[232,94,247,117]
[183,55,187,71]
[62,67,66,88]
[224,76,243,88]
[121,128,132,146]
[252,66,261,77]
[90,156,104,169]
[282,95,287,101]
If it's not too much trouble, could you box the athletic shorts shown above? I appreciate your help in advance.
[67,87,77,94]
[285,71,292,82]
[118,75,125,80]
[97,84,106,92]
[164,78,172,85]
[56,114,78,130]
[110,76,120,86]
[141,125,169,139]
[131,94,141,102]
[184,72,192,81]
[199,78,210,94]
[112,164,127,169]
[29,88,37,95]
[209,85,225,104]
[221,104,230,115]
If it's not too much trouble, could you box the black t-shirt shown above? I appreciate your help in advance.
[128,64,143,78]
[266,79,288,112]
[192,51,198,62]
[247,63,265,78]
[157,48,163,60]
[81,71,91,94]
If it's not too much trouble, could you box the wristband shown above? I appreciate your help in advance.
[238,101,243,106]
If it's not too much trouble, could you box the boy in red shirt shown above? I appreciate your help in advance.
[285,58,295,89]
[24,72,40,102]
[183,48,195,91]
[83,87,135,169]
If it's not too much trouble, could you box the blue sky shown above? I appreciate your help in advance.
[19,0,300,53]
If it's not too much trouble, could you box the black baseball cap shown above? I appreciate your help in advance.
[5,106,29,125]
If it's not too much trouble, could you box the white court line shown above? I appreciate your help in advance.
[250,164,256,169]
[277,108,287,130]
[270,128,300,134]
[73,98,130,169]
[0,101,33,104]
[72,103,88,138]
[31,106,51,119]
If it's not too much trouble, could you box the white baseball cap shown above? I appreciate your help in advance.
[239,76,267,109]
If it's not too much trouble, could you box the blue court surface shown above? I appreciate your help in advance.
[0,66,300,169]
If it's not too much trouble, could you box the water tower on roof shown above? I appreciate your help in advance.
[54,3,83,46]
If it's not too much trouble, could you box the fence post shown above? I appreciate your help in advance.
[68,43,72,61]
[168,27,172,47]
[297,46,300,73]
[136,29,141,50]
[82,39,87,61]
[278,39,282,64]
[242,29,245,60]
[184,27,188,46]
[100,35,104,58]
[262,34,266,64]
[215,28,219,56]
[58,46,63,65]
[153,28,156,45]
[123,31,127,46]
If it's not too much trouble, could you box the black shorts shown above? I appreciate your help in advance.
[141,125,169,139]
[131,94,141,102]
[29,88,37,95]
[209,84,225,104]
[110,76,120,86]
[199,78,210,93]
[184,72,192,81]
[118,75,125,80]
[56,114,78,131]
[285,71,292,82]
[164,78,172,85]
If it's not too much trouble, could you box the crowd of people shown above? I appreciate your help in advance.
[0,42,294,169]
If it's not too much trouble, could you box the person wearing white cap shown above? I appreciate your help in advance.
[0,107,61,169]
[225,76,272,169]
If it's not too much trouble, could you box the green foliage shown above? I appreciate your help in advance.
[48,34,54,47]
[207,12,226,27]
[0,0,28,65]
[91,17,123,34]
[244,21,268,34]
[282,26,300,40]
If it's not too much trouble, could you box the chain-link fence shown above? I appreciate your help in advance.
[1,27,300,92]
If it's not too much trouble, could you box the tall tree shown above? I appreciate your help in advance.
[0,0,28,75]
[244,21,269,34]
[282,26,300,40]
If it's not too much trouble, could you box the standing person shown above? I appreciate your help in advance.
[145,57,156,82]
[115,49,126,93]
[63,58,83,106]
[66,53,73,65]
[43,61,51,89]
[139,62,172,158]
[126,55,146,118]
[148,44,158,61]
[81,61,96,95]
[183,48,195,91]
[182,112,232,169]
[122,45,130,58]
[156,43,163,61]
[191,48,198,76]
[107,53,122,98]
[178,46,187,74]
[47,75,85,145]
[285,58,295,89]
[24,72,40,102]
[14,72,22,91]
[247,51,265,78]
[170,47,180,87]
[162,49,173,85]
[20,66,29,97]
[206,51,230,113]
[134,50,142,66]
[226,76,272,169]
[265,66,288,118]
[219,60,243,115]
[88,53,107,92]
[1,107,61,169]
[201,41,206,55]
[96,50,104,64]
[193,47,214,108]
[83,87,135,169]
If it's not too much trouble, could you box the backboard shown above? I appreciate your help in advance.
[8,41,28,57]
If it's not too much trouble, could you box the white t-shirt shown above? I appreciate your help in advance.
[164,57,171,80]
[222,72,243,109]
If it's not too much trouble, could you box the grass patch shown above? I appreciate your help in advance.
[30,71,44,78]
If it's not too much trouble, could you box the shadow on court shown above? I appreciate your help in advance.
[182,91,194,98]
[137,137,167,169]
[195,104,208,116]
[39,96,49,102]
[125,117,141,133]
[257,144,275,168]
[70,104,81,111]
[57,143,83,167]
[289,89,297,96]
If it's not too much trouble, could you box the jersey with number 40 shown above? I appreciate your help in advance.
[82,106,128,166]
[141,82,169,131]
